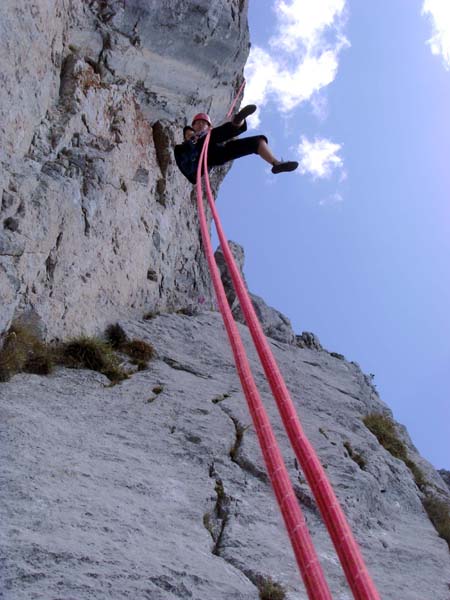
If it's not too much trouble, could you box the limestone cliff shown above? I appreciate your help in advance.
[1,3,450,600]
[0,0,249,338]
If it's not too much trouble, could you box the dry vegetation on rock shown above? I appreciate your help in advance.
[256,575,286,600]
[105,322,155,369]
[0,325,53,382]
[58,337,129,383]
[363,413,425,489]
[363,412,450,551]
[0,322,156,384]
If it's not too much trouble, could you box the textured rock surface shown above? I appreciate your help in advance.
[439,470,450,492]
[296,331,323,351]
[0,0,249,338]
[1,312,450,599]
[215,241,296,344]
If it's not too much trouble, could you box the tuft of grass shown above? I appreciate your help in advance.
[152,385,163,395]
[215,479,225,503]
[0,330,27,382]
[343,441,366,470]
[363,413,407,461]
[57,337,128,383]
[122,339,155,362]
[131,359,148,371]
[422,496,450,550]
[405,459,427,489]
[256,576,286,600]
[363,413,425,489]
[0,322,153,384]
[105,323,155,368]
[105,323,128,349]
[24,352,53,376]
[0,325,54,382]
[229,418,249,463]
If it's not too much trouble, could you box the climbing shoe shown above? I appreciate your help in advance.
[232,104,257,125]
[271,161,299,174]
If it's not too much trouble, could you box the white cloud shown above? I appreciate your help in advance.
[270,0,347,53]
[244,0,349,121]
[310,93,329,121]
[422,0,450,69]
[297,136,344,179]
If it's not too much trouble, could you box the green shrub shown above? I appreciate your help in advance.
[423,497,450,550]
[256,576,286,600]
[0,325,53,382]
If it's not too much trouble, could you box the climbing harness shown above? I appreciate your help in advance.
[195,82,380,600]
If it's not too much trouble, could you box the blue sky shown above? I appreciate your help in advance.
[213,0,450,469]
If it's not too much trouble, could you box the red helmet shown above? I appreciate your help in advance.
[192,112,212,127]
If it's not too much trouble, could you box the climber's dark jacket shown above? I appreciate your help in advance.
[174,121,267,184]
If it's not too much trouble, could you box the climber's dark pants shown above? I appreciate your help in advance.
[207,122,268,167]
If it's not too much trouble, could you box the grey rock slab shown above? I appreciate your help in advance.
[2,312,450,599]
[0,367,257,599]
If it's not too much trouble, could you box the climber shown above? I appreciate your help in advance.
[174,104,299,184]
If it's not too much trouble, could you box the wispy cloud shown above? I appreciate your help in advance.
[310,93,329,121]
[296,136,344,179]
[319,192,344,206]
[422,0,450,69]
[244,0,349,123]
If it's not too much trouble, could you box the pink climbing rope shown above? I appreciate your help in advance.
[226,79,246,118]
[196,137,333,600]
[197,89,381,600]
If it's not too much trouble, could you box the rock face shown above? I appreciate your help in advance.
[440,470,450,492]
[0,0,249,338]
[1,312,450,599]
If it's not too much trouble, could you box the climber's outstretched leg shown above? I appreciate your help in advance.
[210,134,299,175]
[232,106,299,174]
[257,138,299,174]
